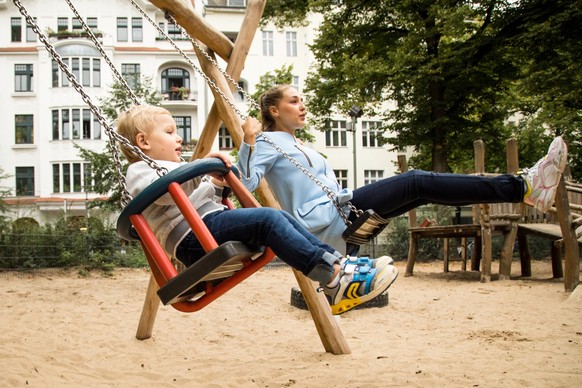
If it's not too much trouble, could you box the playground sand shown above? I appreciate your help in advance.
[1,260,581,387]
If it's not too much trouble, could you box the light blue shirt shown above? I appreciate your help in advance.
[237,131,353,254]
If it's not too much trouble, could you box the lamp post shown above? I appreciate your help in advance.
[348,105,363,187]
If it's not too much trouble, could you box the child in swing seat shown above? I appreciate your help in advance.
[116,105,398,315]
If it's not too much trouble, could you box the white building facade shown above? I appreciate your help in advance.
[0,0,401,225]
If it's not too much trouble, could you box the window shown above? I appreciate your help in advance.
[52,57,101,87]
[117,17,128,42]
[325,120,347,147]
[57,17,69,32]
[72,18,82,33]
[11,18,22,42]
[26,18,37,42]
[16,167,34,196]
[291,76,300,91]
[174,116,192,145]
[132,18,143,42]
[15,64,33,92]
[219,126,234,150]
[364,170,384,185]
[361,121,383,148]
[121,63,141,89]
[54,163,94,193]
[87,17,98,32]
[262,30,273,56]
[15,115,34,144]
[286,31,297,57]
[228,0,246,6]
[52,108,101,140]
[235,80,247,102]
[162,68,191,100]
[334,170,349,189]
[167,22,183,40]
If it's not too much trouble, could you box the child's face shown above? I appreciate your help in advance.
[138,113,183,162]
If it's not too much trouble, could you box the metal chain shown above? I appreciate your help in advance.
[63,0,140,106]
[128,0,247,120]
[136,4,359,224]
[258,133,360,226]
[161,11,260,113]
[12,0,168,207]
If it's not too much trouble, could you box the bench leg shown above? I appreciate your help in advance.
[406,233,418,277]
[551,240,564,279]
[481,227,492,283]
[518,233,532,277]
[499,222,518,280]
[443,238,450,272]
[471,236,482,271]
[461,237,468,271]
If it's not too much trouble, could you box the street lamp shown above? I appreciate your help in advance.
[348,105,363,187]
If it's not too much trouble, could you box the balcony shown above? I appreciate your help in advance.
[47,29,103,42]
[161,88,198,107]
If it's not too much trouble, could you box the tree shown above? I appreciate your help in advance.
[263,0,580,176]
[77,76,162,210]
[0,167,12,215]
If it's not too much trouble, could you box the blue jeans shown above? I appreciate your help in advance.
[349,170,526,219]
[176,207,339,282]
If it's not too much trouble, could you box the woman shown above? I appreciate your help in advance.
[237,85,568,255]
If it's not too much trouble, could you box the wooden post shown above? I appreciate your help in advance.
[499,138,520,280]
[136,273,161,340]
[474,140,492,282]
[555,176,580,291]
[138,0,351,354]
[399,155,418,277]
[149,0,233,61]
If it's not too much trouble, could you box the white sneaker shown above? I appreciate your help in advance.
[322,257,398,315]
[523,136,568,212]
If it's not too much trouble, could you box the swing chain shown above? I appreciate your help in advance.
[161,11,261,114]
[63,0,140,106]
[148,10,362,226]
[258,133,361,226]
[12,0,168,206]
[128,0,247,121]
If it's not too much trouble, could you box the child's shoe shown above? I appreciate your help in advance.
[522,136,568,212]
[322,256,398,315]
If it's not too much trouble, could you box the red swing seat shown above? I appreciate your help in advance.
[116,158,276,313]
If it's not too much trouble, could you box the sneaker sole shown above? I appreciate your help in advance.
[331,265,398,315]
[527,137,568,212]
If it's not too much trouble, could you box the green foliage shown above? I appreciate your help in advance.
[0,166,12,217]
[0,216,147,272]
[383,205,455,261]
[263,0,581,177]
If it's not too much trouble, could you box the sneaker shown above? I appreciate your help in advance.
[522,136,568,212]
[322,256,398,315]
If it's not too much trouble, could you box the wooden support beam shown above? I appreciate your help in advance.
[149,0,233,61]
[138,0,350,354]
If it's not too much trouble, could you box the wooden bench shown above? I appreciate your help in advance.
[404,139,521,282]
[508,179,582,291]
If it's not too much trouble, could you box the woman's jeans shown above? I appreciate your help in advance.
[176,207,339,283]
[349,170,526,219]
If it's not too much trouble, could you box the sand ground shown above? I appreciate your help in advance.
[1,260,581,387]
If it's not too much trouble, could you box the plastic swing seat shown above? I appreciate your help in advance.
[116,158,276,313]
[342,210,390,245]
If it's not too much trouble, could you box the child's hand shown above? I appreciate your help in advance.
[204,152,231,168]
[204,152,231,184]
[242,117,261,145]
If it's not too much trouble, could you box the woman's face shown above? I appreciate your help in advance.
[271,87,306,131]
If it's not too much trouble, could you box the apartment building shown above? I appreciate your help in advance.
[0,0,399,225]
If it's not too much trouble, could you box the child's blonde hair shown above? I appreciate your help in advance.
[116,105,172,163]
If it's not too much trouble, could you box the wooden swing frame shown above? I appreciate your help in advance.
[132,0,351,354]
